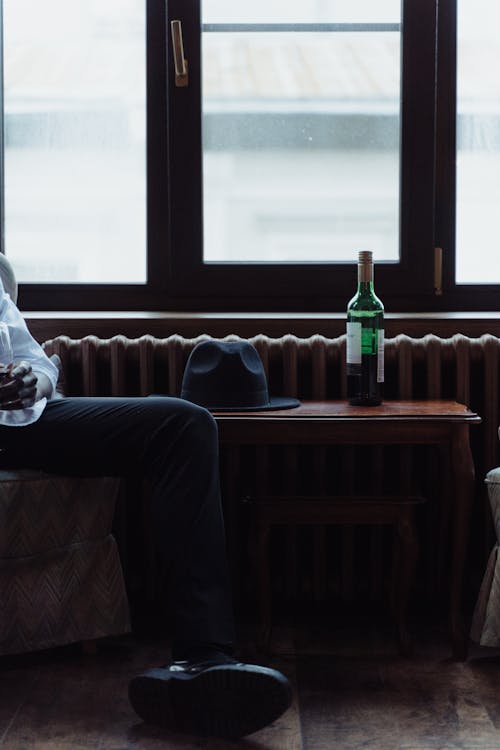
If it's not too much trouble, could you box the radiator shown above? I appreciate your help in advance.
[42,333,500,614]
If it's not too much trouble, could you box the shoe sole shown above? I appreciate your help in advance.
[129,663,292,739]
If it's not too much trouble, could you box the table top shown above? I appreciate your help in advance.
[213,400,481,423]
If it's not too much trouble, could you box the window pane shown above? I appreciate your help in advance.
[203,0,400,24]
[202,3,401,263]
[456,1,500,283]
[3,0,146,283]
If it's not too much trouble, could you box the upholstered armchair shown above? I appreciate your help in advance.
[470,429,500,646]
[0,254,130,655]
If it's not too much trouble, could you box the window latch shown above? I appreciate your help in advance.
[170,20,189,88]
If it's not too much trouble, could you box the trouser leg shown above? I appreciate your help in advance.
[0,396,235,657]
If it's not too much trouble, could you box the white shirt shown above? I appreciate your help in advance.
[0,279,59,426]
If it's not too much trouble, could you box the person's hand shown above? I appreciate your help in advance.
[0,361,38,410]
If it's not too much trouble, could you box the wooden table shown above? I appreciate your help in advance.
[214,400,481,658]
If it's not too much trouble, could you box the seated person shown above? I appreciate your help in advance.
[0,279,291,739]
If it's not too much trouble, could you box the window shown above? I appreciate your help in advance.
[0,0,497,311]
[201,6,401,265]
[168,0,436,310]
[455,0,500,284]
[3,0,147,284]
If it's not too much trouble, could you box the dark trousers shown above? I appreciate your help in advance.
[0,396,235,658]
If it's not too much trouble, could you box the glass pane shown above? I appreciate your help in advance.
[456,1,500,283]
[3,0,146,283]
[202,2,401,263]
[203,0,400,24]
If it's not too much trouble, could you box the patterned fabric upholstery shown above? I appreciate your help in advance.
[0,471,131,655]
[0,256,130,654]
[470,466,500,646]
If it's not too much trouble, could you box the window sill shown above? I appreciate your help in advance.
[23,310,500,342]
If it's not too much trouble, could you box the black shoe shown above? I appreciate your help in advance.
[128,654,292,739]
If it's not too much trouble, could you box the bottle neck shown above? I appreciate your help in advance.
[357,262,374,292]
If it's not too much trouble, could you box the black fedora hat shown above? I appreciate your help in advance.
[181,340,300,412]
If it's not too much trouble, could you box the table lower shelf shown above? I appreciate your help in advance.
[247,494,426,656]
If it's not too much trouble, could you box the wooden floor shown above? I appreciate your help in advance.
[2,619,500,750]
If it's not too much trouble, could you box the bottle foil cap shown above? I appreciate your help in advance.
[358,250,373,264]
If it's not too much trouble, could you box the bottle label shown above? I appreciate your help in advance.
[377,329,384,383]
[346,322,362,364]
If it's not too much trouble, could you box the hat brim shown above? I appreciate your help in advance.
[209,396,301,412]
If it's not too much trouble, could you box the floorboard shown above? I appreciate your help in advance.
[1,621,500,750]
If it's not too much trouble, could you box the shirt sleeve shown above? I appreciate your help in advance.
[0,279,58,399]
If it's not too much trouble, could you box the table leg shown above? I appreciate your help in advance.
[393,506,419,656]
[221,445,241,602]
[450,423,476,660]
[252,519,272,653]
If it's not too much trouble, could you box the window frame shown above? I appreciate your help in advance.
[433,0,499,311]
[6,0,494,313]
[166,0,438,313]
[433,0,500,311]
[10,0,172,312]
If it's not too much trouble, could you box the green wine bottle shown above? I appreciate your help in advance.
[346,251,384,405]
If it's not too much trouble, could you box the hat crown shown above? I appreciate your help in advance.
[190,341,262,375]
[181,340,269,410]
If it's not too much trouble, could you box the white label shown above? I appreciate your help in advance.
[377,329,385,383]
[346,322,362,364]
